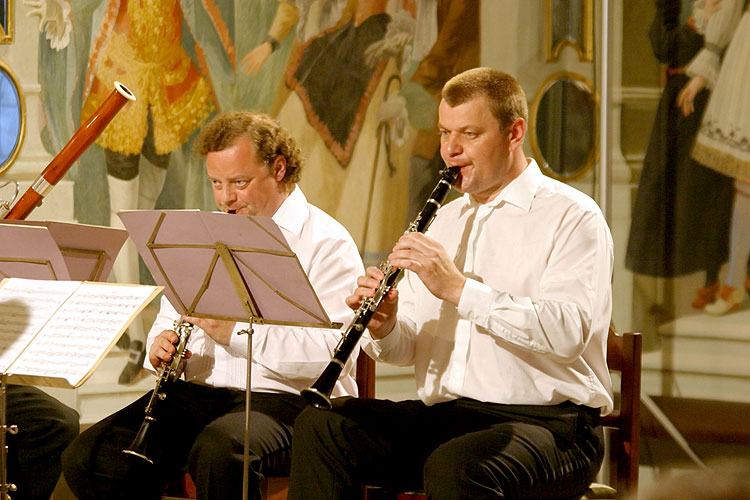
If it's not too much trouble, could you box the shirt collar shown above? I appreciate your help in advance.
[271,185,306,236]
[460,158,542,213]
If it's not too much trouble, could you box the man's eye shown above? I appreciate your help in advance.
[235,180,248,187]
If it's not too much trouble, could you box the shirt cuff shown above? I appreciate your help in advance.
[364,321,401,358]
[264,35,280,52]
[457,278,494,326]
[686,49,720,88]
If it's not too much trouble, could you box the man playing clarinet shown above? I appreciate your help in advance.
[62,111,364,500]
[288,67,614,500]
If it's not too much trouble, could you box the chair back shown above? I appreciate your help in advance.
[356,350,376,398]
[601,327,642,498]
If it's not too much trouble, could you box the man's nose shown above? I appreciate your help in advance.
[443,134,462,156]
[219,185,237,204]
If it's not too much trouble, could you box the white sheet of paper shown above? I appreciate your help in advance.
[0,278,161,387]
[8,283,159,385]
[0,279,80,372]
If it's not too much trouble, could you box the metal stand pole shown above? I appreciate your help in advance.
[0,374,18,499]
[240,320,254,500]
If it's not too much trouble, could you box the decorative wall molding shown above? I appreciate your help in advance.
[620,86,662,103]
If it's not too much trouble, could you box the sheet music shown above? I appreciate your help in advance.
[7,282,160,386]
[0,279,80,372]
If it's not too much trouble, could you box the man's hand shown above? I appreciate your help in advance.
[183,316,236,346]
[389,232,466,306]
[345,266,399,339]
[676,75,706,116]
[148,329,192,370]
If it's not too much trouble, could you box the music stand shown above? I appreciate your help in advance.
[119,209,341,500]
[0,220,128,499]
[0,220,127,281]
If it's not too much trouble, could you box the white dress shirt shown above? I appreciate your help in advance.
[364,161,615,413]
[145,187,364,397]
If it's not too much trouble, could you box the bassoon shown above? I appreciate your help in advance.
[1,81,135,220]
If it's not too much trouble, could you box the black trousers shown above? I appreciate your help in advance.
[61,381,306,500]
[288,397,604,500]
[7,385,79,500]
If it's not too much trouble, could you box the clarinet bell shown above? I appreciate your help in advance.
[122,416,155,464]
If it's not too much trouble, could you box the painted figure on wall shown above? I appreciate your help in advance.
[81,0,217,382]
[242,0,478,262]
[28,0,237,382]
[625,0,734,312]
[678,0,750,314]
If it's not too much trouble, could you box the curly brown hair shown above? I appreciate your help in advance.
[193,111,303,184]
[442,67,528,131]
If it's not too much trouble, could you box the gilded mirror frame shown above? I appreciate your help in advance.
[0,0,12,44]
[529,71,598,181]
[0,58,25,176]
[546,0,594,62]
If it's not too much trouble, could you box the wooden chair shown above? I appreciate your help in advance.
[375,327,643,500]
[163,353,376,500]
[584,327,642,499]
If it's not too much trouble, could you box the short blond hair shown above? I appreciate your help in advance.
[442,67,528,130]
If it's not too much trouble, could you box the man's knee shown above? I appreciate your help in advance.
[61,432,93,493]
[423,441,507,499]
[189,422,234,469]
[56,404,81,447]
[292,406,332,447]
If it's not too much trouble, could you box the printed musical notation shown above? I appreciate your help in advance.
[0,278,161,388]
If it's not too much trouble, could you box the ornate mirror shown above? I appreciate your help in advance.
[0,58,25,176]
[529,71,598,181]
[546,0,593,62]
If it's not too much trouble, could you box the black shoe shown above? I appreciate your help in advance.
[119,341,145,385]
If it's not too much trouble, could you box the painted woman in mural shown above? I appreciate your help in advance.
[677,0,750,314]
[241,0,415,259]
[28,0,238,383]
[625,0,734,311]
[238,0,478,261]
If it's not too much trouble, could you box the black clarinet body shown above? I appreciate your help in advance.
[302,166,458,409]
[123,318,194,463]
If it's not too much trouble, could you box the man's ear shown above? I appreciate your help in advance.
[508,117,526,153]
[272,155,287,181]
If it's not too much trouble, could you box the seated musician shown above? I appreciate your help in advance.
[287,67,615,500]
[7,386,79,500]
[62,111,364,500]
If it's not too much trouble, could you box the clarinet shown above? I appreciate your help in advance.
[302,166,459,409]
[123,318,194,463]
